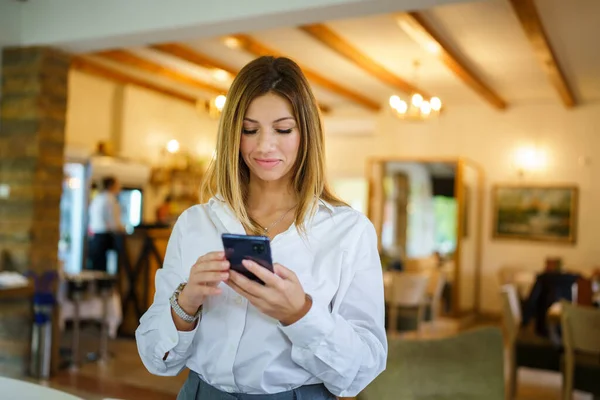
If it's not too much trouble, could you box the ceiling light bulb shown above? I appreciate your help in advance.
[166,139,180,154]
[389,95,401,110]
[430,97,442,111]
[411,93,423,107]
[214,95,226,111]
[420,101,431,115]
[398,100,408,114]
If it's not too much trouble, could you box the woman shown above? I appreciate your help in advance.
[136,56,387,399]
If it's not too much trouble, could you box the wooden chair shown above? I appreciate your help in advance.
[385,272,430,336]
[501,284,562,399]
[560,301,600,400]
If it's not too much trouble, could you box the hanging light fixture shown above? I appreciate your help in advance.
[388,60,442,121]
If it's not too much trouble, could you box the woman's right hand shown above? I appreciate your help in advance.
[178,251,230,315]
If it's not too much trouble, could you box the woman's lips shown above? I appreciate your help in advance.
[255,159,281,169]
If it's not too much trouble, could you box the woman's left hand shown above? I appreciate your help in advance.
[226,260,312,326]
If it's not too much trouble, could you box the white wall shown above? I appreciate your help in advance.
[66,70,219,160]
[326,103,600,313]
[66,71,118,156]
[121,86,217,165]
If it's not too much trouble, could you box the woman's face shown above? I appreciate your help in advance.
[240,93,300,184]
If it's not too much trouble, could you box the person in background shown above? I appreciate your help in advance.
[87,176,124,272]
[155,194,174,226]
[136,56,387,400]
[522,265,579,339]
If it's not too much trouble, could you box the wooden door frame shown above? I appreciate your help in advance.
[460,157,486,315]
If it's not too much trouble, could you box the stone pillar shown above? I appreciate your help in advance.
[0,47,70,376]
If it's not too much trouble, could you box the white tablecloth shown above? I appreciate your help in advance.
[57,274,123,338]
[0,377,83,400]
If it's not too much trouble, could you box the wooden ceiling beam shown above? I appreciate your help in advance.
[95,50,225,95]
[300,24,431,98]
[150,42,332,113]
[150,43,237,76]
[395,13,507,110]
[229,34,381,111]
[508,0,576,107]
[70,57,197,105]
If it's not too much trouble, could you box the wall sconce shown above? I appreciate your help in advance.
[166,139,180,154]
[197,95,227,119]
[513,146,547,177]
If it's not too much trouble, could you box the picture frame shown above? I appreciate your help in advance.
[491,184,578,244]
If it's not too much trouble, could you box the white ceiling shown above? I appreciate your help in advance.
[536,0,600,102]
[420,0,556,104]
[85,0,600,112]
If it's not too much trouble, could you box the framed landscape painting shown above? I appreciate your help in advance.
[491,185,578,244]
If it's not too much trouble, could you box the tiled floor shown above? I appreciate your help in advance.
[25,319,594,399]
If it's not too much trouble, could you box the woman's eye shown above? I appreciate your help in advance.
[242,129,258,134]
[276,128,293,134]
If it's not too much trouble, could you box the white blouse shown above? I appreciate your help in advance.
[136,197,387,397]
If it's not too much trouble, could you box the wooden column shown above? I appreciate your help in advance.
[0,46,70,376]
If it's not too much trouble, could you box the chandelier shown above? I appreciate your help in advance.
[388,61,442,121]
[389,93,442,121]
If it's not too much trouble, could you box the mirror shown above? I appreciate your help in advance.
[367,157,484,317]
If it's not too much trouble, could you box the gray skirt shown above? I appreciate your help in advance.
[177,372,336,400]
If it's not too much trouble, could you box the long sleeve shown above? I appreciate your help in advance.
[135,211,199,376]
[279,221,388,397]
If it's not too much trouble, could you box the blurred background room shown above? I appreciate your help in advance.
[1,0,599,399]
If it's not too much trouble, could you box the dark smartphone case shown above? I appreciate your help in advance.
[221,233,273,285]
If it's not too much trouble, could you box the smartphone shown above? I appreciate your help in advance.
[221,233,273,285]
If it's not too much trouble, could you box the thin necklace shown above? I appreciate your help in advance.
[258,205,296,233]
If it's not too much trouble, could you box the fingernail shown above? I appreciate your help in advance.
[222,261,229,267]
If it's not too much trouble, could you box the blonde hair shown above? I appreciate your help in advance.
[201,56,346,235]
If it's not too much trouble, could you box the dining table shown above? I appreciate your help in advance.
[0,376,83,400]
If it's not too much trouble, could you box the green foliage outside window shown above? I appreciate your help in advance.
[433,196,457,254]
